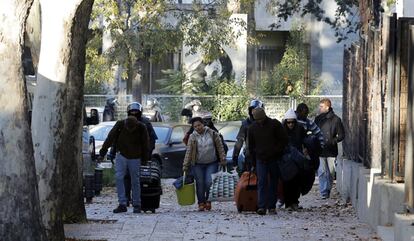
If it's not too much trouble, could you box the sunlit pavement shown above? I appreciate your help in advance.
[65,178,380,241]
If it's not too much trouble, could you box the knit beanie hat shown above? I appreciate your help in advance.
[284,108,297,120]
[252,107,266,121]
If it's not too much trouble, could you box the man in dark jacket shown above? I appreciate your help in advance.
[122,102,157,206]
[98,113,149,214]
[248,107,288,215]
[314,98,345,199]
[232,99,264,172]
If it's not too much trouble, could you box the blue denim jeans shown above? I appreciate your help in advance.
[317,157,336,197]
[192,162,218,204]
[256,160,279,209]
[115,153,141,206]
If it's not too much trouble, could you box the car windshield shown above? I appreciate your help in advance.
[219,125,239,142]
[90,124,114,141]
[154,127,169,143]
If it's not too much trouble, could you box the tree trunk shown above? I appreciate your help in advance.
[62,0,95,223]
[0,1,47,241]
[31,0,94,239]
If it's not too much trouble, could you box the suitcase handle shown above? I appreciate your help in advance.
[247,171,254,186]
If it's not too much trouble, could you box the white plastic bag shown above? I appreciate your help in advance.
[209,167,239,202]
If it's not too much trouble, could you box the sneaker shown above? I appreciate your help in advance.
[321,195,329,200]
[133,206,141,213]
[276,199,284,209]
[113,205,127,213]
[205,201,212,211]
[256,208,266,215]
[268,208,277,215]
[198,203,205,211]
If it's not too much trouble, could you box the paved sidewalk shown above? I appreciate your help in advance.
[65,179,380,241]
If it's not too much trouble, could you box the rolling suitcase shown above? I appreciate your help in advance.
[234,171,258,212]
[140,162,162,213]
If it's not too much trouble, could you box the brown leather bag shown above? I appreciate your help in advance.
[234,171,258,212]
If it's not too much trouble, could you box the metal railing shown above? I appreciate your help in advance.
[85,94,343,122]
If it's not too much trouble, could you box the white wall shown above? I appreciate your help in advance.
[396,0,414,18]
[255,0,293,31]
[307,0,357,94]
[182,14,247,83]
[253,0,357,94]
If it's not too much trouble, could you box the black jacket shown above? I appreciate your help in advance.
[140,116,158,153]
[283,121,307,151]
[232,117,254,165]
[100,117,149,161]
[315,109,345,157]
[248,117,288,164]
[108,116,157,159]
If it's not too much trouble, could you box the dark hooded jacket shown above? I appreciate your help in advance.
[232,117,254,165]
[283,120,307,151]
[248,117,288,164]
[315,109,345,157]
[99,116,149,161]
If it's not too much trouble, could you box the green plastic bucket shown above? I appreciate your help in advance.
[176,182,195,206]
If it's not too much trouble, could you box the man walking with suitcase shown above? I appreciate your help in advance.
[98,104,150,214]
[232,99,264,173]
[248,107,288,215]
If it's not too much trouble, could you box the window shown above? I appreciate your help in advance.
[257,47,285,81]
[170,127,185,143]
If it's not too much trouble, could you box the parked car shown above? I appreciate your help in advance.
[216,121,245,171]
[89,121,190,178]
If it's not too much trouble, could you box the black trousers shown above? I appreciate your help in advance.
[283,174,301,207]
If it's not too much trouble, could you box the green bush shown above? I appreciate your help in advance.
[209,79,249,121]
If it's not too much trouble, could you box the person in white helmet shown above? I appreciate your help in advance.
[97,102,150,214]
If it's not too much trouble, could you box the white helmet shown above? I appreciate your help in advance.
[127,102,143,113]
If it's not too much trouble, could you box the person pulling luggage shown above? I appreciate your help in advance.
[97,111,149,214]
[182,117,227,211]
[232,99,264,174]
[125,102,157,205]
[248,107,288,215]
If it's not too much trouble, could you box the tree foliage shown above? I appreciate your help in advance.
[266,0,359,42]
[85,0,246,93]
[85,31,113,93]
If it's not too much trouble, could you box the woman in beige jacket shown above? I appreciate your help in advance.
[182,117,226,211]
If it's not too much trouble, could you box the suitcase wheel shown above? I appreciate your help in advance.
[151,209,155,213]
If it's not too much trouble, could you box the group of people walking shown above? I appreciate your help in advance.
[97,97,344,215]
